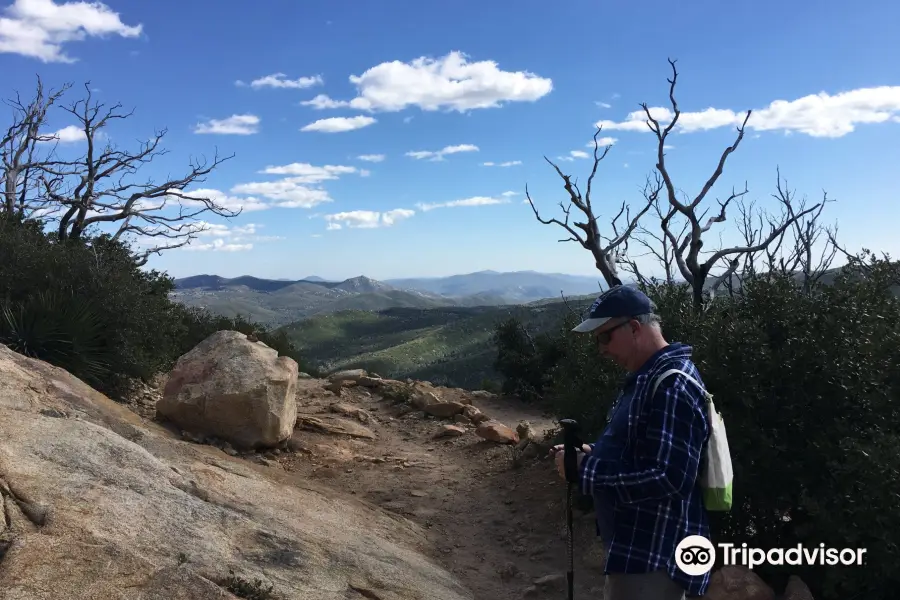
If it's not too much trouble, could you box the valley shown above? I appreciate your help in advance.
[277,300,587,389]
[170,271,604,327]
[169,270,603,389]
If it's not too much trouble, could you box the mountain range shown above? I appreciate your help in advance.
[170,270,606,326]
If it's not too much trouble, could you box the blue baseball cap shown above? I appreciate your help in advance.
[571,285,656,333]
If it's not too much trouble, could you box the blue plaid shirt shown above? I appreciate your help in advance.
[579,342,711,596]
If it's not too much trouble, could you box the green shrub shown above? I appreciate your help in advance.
[0,216,317,397]
[0,290,112,387]
[0,217,185,395]
[493,259,900,600]
[171,305,319,378]
[491,316,565,402]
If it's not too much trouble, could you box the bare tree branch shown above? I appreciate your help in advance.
[21,83,239,258]
[527,126,654,288]
[0,76,72,220]
[626,174,690,283]
[637,58,826,309]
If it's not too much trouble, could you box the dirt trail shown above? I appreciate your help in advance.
[271,378,609,600]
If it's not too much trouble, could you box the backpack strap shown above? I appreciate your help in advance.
[652,368,713,403]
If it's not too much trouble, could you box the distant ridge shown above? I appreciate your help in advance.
[170,270,610,327]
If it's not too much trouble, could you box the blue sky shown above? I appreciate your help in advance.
[3,0,899,281]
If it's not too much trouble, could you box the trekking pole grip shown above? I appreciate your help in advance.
[560,418,582,483]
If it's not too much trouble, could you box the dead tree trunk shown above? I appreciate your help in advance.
[526,127,657,289]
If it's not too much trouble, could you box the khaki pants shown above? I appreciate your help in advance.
[604,569,686,600]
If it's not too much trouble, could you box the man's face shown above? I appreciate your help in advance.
[591,317,634,367]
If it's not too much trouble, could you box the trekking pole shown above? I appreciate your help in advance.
[560,418,582,600]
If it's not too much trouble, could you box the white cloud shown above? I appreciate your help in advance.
[482,160,521,167]
[305,51,552,113]
[416,195,510,211]
[596,101,612,108]
[181,221,282,252]
[184,238,253,252]
[359,169,371,177]
[323,208,415,229]
[300,115,376,132]
[42,124,84,142]
[300,94,349,109]
[595,86,900,138]
[179,188,269,212]
[193,114,259,135]
[358,154,385,162]
[501,190,519,197]
[557,150,590,161]
[584,137,618,148]
[258,162,357,182]
[0,0,142,63]
[226,160,365,210]
[249,73,322,89]
[230,178,332,209]
[406,143,478,161]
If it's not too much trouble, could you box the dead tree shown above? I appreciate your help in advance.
[644,59,823,310]
[0,76,71,221]
[618,172,690,286]
[35,84,237,265]
[526,126,657,288]
[764,169,838,293]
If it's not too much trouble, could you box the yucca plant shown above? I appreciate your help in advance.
[0,290,112,386]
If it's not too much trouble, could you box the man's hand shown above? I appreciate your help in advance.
[547,443,591,457]
[554,447,586,480]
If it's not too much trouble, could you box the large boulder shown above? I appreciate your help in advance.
[0,345,473,600]
[157,330,299,449]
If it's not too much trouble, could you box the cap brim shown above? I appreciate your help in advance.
[571,317,611,333]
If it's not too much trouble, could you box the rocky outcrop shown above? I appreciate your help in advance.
[157,330,299,449]
[0,345,473,600]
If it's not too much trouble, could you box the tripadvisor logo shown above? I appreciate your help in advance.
[675,536,868,575]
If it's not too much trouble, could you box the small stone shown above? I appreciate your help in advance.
[410,490,427,497]
[434,425,466,439]
[423,401,466,418]
[221,443,238,456]
[475,420,519,444]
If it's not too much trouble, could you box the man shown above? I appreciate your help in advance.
[551,284,711,599]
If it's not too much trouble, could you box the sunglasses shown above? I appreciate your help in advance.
[593,319,631,345]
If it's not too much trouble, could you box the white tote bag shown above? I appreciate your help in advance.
[652,369,733,511]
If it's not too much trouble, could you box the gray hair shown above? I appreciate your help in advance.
[634,313,662,329]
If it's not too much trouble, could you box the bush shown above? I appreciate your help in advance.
[491,316,565,402]
[0,216,317,397]
[493,259,900,600]
[0,216,187,395]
